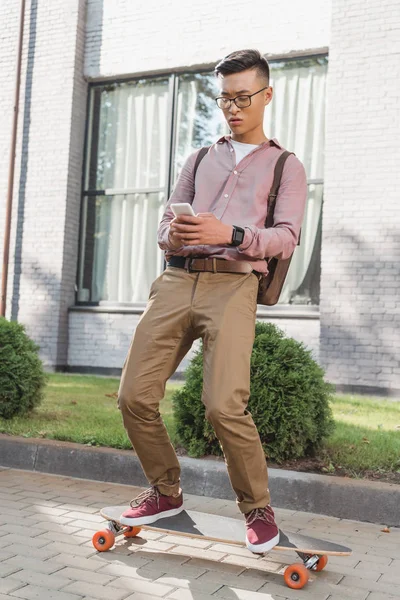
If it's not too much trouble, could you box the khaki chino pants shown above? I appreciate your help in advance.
[118,266,271,513]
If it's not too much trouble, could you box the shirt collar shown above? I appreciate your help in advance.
[216,135,282,149]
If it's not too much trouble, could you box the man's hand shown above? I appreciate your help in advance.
[169,213,233,246]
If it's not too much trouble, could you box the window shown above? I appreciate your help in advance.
[77,56,327,306]
[78,77,171,303]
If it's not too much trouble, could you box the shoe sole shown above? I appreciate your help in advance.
[119,505,184,526]
[246,531,280,554]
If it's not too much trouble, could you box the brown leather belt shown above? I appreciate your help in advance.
[168,256,253,274]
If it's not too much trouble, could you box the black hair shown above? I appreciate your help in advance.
[214,49,270,85]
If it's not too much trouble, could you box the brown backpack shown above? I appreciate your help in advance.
[192,146,301,306]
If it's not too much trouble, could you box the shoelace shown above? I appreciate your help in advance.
[245,506,276,526]
[129,486,160,509]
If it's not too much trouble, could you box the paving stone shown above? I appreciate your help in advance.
[367,594,400,600]
[257,579,328,599]
[135,550,192,566]
[53,566,116,585]
[211,543,256,557]
[9,585,84,600]
[2,544,59,561]
[215,585,290,599]
[6,570,73,590]
[56,504,101,513]
[378,571,400,584]
[0,578,27,595]
[165,590,217,600]
[195,569,265,591]
[1,557,61,575]
[152,574,221,594]
[97,564,164,581]
[66,519,106,530]
[39,541,98,558]
[25,506,69,517]
[51,554,121,571]
[158,534,213,549]
[126,538,177,552]
[0,533,54,548]
[166,545,229,562]
[114,594,161,600]
[0,524,50,538]
[63,579,173,598]
[341,575,400,595]
[35,531,95,546]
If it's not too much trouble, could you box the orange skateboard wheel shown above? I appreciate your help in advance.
[314,555,328,571]
[284,563,310,589]
[123,526,142,538]
[92,529,115,551]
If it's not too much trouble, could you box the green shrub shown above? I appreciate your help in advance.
[172,321,335,461]
[0,317,47,419]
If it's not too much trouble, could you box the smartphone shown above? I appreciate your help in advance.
[171,203,196,217]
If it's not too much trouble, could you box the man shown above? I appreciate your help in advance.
[117,48,307,553]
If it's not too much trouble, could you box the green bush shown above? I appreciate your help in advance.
[0,317,47,419]
[173,321,335,461]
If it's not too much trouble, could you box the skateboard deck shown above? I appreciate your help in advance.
[93,506,351,589]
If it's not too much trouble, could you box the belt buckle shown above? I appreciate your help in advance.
[212,257,217,273]
[185,257,193,272]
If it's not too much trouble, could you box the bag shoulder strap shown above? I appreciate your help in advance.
[266,150,301,246]
[193,146,210,180]
[265,150,294,227]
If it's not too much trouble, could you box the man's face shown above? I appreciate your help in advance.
[217,68,273,135]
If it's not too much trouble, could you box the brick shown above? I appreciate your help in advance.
[0,579,26,596]
[9,585,83,600]
[63,580,171,599]
[97,564,163,580]
[158,534,212,549]
[51,567,115,585]
[164,591,216,600]
[1,557,61,576]
[2,545,58,561]
[6,570,73,591]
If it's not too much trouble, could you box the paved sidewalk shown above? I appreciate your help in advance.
[0,468,399,600]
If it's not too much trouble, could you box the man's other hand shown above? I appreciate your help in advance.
[169,213,233,246]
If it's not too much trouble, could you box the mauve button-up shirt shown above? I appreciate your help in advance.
[157,134,308,273]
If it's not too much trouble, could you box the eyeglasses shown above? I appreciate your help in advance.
[215,86,269,110]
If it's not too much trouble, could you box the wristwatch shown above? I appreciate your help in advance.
[230,225,245,247]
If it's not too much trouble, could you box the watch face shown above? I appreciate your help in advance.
[232,226,244,246]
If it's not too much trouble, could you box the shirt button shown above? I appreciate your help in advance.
[230,148,234,152]
[233,170,238,174]
[224,194,229,198]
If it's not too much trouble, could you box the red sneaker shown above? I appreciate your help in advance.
[119,486,184,526]
[245,505,280,553]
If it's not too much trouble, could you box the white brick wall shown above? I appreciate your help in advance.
[68,310,320,373]
[321,0,400,394]
[0,0,87,367]
[84,0,331,78]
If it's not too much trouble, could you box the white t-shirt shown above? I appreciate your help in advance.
[230,139,260,166]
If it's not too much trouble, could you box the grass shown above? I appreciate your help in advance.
[0,374,180,450]
[322,395,400,476]
[1,373,399,480]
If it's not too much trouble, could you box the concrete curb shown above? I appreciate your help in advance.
[1,434,399,526]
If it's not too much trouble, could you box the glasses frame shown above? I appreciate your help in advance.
[215,86,270,110]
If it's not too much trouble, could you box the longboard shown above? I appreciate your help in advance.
[93,506,352,590]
